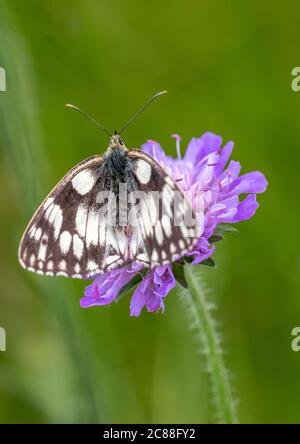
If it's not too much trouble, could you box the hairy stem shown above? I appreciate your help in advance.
[182,265,238,424]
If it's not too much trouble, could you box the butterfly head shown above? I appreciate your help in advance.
[109,132,125,150]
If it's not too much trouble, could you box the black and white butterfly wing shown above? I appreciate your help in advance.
[19,146,201,279]
[127,149,200,268]
[18,155,127,278]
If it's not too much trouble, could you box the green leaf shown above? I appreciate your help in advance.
[201,257,216,267]
[214,223,239,236]
[172,262,188,288]
[183,255,194,264]
[208,235,223,244]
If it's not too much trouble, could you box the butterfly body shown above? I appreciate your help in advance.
[102,136,134,198]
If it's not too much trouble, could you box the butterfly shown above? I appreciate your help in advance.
[18,92,200,279]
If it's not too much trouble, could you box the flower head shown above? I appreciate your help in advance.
[80,132,267,316]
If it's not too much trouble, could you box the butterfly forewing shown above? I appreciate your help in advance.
[18,155,114,278]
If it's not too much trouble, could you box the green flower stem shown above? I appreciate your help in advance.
[183,265,238,424]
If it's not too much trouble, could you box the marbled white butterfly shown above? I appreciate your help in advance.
[18,92,200,279]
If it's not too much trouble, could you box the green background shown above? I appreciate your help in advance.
[0,0,299,424]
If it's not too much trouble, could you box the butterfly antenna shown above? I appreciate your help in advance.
[118,90,167,135]
[65,103,112,137]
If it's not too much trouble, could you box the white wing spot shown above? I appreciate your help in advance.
[87,260,98,271]
[53,209,63,240]
[180,225,189,238]
[140,200,153,237]
[38,234,48,262]
[161,214,172,237]
[43,197,54,210]
[45,203,54,220]
[29,224,36,239]
[59,231,72,255]
[154,221,164,246]
[73,234,84,260]
[59,259,67,271]
[72,169,96,195]
[76,204,88,237]
[34,227,42,242]
[152,249,158,262]
[57,271,68,277]
[135,159,152,184]
[86,210,99,246]
[170,242,176,254]
[46,203,63,240]
[47,203,60,224]
[161,184,174,218]
[148,193,159,225]
[179,239,185,250]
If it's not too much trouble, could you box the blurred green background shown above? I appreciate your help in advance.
[0,0,299,424]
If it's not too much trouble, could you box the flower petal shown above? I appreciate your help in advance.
[226,194,259,223]
[80,268,135,308]
[130,274,150,317]
[184,137,205,164]
[188,237,216,264]
[130,266,176,317]
[184,132,223,165]
[229,171,268,196]
[214,141,234,176]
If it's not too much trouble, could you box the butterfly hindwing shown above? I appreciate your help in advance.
[127,149,200,268]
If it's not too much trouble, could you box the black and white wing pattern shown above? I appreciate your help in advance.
[19,147,201,279]
[127,149,200,268]
[18,155,128,279]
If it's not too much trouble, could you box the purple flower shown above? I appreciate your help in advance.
[80,132,267,316]
[80,261,143,308]
[130,266,176,317]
